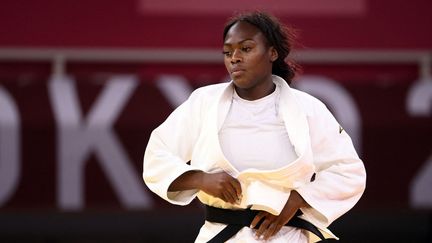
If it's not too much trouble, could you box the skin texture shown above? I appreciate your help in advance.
[250,190,308,240]
[168,170,242,204]
[168,21,308,241]
[223,21,278,100]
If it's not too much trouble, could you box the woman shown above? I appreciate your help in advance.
[143,11,366,242]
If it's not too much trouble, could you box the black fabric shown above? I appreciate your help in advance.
[205,205,325,243]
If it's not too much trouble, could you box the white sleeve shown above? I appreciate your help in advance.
[143,91,203,205]
[296,100,366,228]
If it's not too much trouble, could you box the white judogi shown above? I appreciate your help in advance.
[219,84,299,172]
[143,75,366,242]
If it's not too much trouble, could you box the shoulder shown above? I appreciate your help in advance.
[274,75,327,114]
[290,88,328,115]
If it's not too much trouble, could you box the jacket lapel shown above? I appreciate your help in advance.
[276,76,309,160]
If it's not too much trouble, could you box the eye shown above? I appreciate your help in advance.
[241,47,252,52]
[222,51,232,57]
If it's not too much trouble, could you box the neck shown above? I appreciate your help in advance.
[235,79,276,101]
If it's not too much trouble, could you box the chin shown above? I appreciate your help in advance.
[232,79,253,90]
[231,75,250,87]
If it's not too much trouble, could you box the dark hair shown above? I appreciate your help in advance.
[223,11,299,84]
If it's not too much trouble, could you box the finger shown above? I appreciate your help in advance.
[222,190,235,204]
[230,178,242,198]
[225,183,240,202]
[255,218,271,239]
[263,222,282,240]
[221,190,231,203]
[222,183,238,203]
[250,212,266,229]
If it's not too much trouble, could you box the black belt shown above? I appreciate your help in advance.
[205,205,325,243]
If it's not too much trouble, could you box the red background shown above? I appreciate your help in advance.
[0,0,431,242]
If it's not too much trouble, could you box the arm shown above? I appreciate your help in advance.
[251,99,366,240]
[295,100,366,228]
[143,92,203,205]
[168,170,242,204]
[143,89,242,205]
[250,190,308,240]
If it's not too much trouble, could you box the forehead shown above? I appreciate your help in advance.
[224,21,266,45]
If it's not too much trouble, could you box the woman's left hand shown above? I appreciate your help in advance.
[250,190,308,240]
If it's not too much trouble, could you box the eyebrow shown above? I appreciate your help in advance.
[223,38,255,46]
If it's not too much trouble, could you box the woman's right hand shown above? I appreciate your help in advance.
[198,171,242,204]
[168,170,242,204]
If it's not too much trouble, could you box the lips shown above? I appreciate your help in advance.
[231,67,246,75]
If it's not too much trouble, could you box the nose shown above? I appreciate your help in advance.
[230,49,242,64]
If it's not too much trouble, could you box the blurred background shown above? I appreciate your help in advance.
[0,0,431,242]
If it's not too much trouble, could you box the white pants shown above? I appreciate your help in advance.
[195,221,309,243]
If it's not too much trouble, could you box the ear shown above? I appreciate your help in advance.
[269,47,278,62]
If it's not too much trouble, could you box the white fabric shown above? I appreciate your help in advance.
[219,85,298,172]
[143,75,366,242]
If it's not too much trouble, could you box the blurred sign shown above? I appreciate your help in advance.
[0,71,431,211]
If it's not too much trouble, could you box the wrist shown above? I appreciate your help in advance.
[193,170,206,190]
[168,170,205,192]
[290,190,308,208]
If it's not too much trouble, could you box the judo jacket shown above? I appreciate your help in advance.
[143,75,366,242]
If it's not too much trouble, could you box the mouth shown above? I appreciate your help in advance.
[231,67,245,75]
